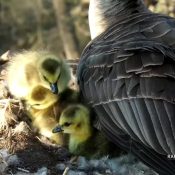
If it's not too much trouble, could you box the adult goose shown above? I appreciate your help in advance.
[78,0,175,174]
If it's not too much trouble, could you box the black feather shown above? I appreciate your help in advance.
[78,1,175,174]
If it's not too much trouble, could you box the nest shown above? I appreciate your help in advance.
[0,52,157,175]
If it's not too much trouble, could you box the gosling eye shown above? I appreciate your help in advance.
[64,122,72,127]
[34,104,40,106]
[43,75,48,82]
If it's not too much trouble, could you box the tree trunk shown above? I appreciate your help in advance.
[52,0,80,59]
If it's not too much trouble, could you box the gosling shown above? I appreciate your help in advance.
[28,86,79,144]
[52,104,122,159]
[7,50,71,99]
[26,85,58,110]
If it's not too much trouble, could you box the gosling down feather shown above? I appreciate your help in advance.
[78,0,175,174]
[26,85,58,110]
[53,104,122,159]
[28,87,79,144]
[7,50,71,99]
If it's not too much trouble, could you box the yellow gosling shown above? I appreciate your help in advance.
[28,87,79,144]
[29,103,65,145]
[7,50,71,99]
[26,85,58,110]
[53,104,122,159]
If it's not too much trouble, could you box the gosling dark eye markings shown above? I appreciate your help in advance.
[64,122,72,127]
[77,123,81,128]
[31,87,47,101]
[42,58,60,74]
[64,106,80,118]
[34,104,40,106]
[43,75,48,82]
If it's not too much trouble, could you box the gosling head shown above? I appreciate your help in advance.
[27,85,58,109]
[52,104,90,135]
[38,53,71,94]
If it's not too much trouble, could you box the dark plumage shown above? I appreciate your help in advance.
[78,0,175,174]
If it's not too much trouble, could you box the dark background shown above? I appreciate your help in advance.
[0,0,174,59]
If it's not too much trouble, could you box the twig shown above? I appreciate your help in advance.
[35,136,61,148]
[0,51,11,61]
[0,98,20,129]
[62,167,70,175]
[0,98,20,110]
[62,156,78,175]
[17,167,30,173]
[8,171,14,175]
[0,99,20,104]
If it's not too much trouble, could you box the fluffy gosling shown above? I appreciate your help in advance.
[53,104,122,159]
[26,85,58,110]
[7,50,71,99]
[28,87,79,144]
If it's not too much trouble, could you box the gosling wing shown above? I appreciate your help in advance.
[78,13,175,174]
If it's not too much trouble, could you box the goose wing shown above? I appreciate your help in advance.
[78,13,175,175]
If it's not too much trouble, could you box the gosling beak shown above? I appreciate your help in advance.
[50,83,58,94]
[52,125,64,133]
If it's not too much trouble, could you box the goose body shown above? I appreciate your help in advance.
[78,0,175,174]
